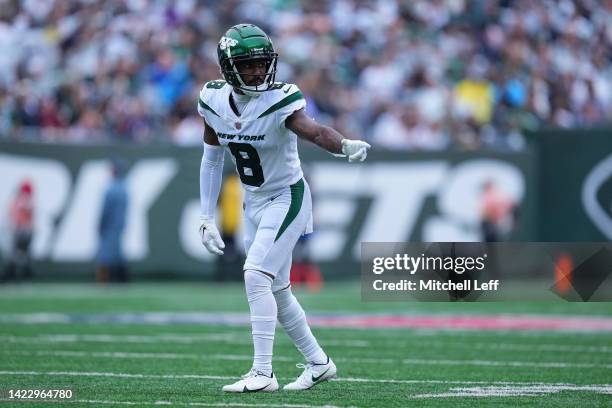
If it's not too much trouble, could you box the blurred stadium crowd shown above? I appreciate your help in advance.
[0,0,610,149]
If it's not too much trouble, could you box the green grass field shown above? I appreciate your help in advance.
[0,282,611,407]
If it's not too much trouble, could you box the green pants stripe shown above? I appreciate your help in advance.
[274,178,305,242]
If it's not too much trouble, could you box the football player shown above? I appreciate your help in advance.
[198,24,370,392]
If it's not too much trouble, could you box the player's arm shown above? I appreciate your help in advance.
[199,120,225,255]
[285,108,371,162]
[203,119,221,145]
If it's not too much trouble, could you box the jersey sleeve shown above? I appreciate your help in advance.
[197,81,224,122]
[197,86,210,120]
[276,84,307,128]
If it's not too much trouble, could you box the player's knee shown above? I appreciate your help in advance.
[273,285,292,307]
[274,288,305,324]
[244,269,273,289]
[244,269,273,303]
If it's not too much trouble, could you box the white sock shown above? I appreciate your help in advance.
[244,270,276,375]
[274,286,327,364]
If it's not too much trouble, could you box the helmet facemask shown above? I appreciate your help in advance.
[221,53,278,97]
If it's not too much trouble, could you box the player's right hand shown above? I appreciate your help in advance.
[199,216,225,255]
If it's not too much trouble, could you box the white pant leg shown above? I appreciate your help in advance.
[243,179,312,288]
[244,269,276,374]
[243,206,257,256]
[274,285,326,364]
[240,179,313,373]
[272,253,292,293]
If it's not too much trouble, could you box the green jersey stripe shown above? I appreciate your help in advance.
[258,91,304,119]
[275,178,305,242]
[199,99,220,117]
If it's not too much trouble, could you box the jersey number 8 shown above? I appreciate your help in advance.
[228,142,264,187]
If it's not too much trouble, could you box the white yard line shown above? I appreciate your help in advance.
[469,341,612,354]
[0,399,352,408]
[0,334,249,344]
[1,370,611,387]
[410,328,612,337]
[0,370,233,380]
[6,350,294,363]
[399,358,612,369]
[333,377,594,386]
[185,404,352,408]
[4,350,611,370]
[411,384,612,398]
[0,334,368,348]
[3,312,612,333]
[4,332,612,353]
[0,313,72,324]
[366,333,612,353]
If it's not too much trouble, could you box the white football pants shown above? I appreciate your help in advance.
[242,178,326,372]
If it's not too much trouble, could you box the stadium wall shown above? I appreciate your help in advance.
[0,133,607,279]
[532,129,612,241]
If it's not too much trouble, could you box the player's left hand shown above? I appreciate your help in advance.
[199,216,225,255]
[341,139,371,162]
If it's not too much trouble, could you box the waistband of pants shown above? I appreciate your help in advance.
[244,178,305,202]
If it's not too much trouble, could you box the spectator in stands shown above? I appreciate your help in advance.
[0,0,610,149]
[96,157,129,283]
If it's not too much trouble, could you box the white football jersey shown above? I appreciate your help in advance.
[197,80,306,193]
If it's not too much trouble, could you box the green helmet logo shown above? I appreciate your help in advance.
[217,24,278,96]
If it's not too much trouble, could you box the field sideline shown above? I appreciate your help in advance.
[0,282,611,407]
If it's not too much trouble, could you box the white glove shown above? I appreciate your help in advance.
[199,216,225,255]
[341,139,371,162]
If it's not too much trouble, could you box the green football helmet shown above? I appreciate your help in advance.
[217,24,278,96]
